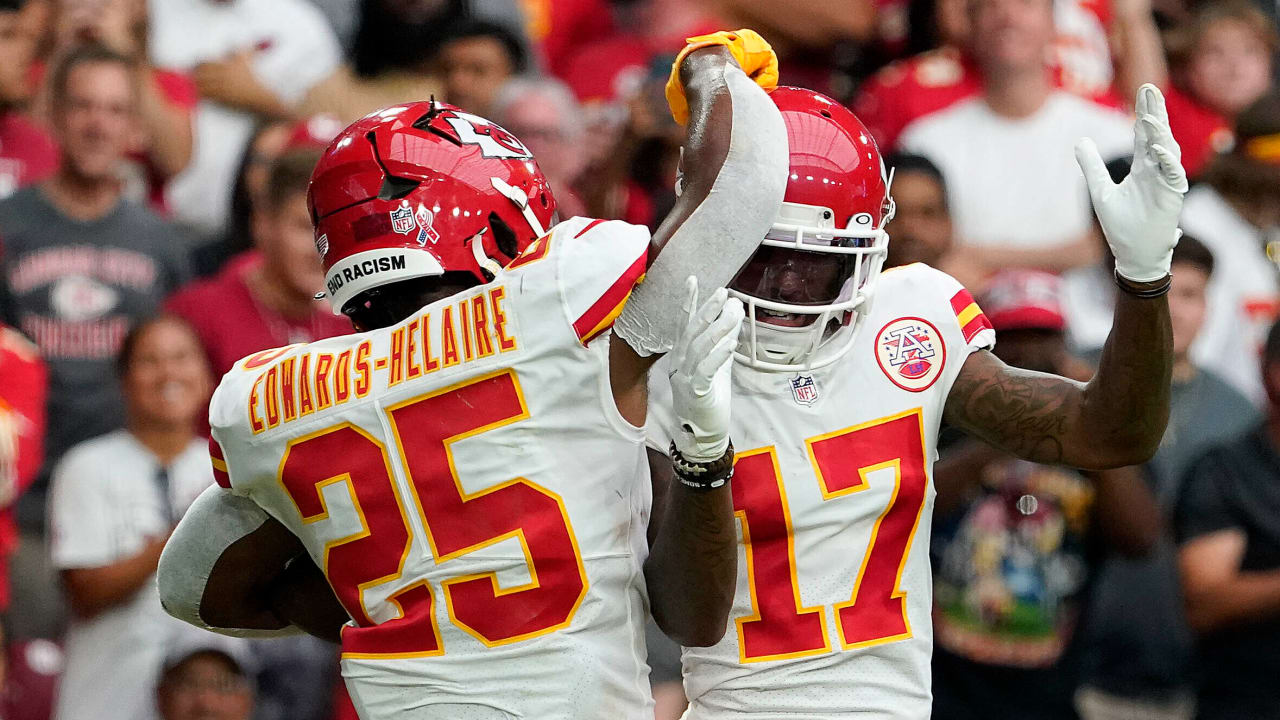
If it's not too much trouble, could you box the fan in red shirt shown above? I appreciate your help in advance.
[1164,1,1275,178]
[0,0,57,199]
[166,149,352,386]
[0,326,45,611]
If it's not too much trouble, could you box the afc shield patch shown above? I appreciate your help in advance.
[790,375,819,405]
[874,317,946,392]
[390,203,416,235]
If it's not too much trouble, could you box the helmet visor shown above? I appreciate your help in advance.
[730,245,855,326]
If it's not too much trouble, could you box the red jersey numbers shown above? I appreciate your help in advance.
[732,409,929,662]
[277,370,587,658]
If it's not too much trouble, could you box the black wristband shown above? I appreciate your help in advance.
[670,441,735,492]
[1114,269,1172,298]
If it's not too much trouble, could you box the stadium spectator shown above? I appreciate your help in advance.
[855,0,1163,150]
[350,0,530,81]
[304,0,360,52]
[1164,1,1276,178]
[1179,92,1280,406]
[898,0,1131,276]
[581,63,683,227]
[47,315,214,720]
[1077,236,1258,720]
[167,149,351,383]
[717,0,875,93]
[148,0,341,238]
[1175,318,1280,720]
[0,324,43,578]
[523,0,614,77]
[437,19,529,117]
[0,44,189,497]
[491,77,588,217]
[930,270,1159,720]
[0,324,44,674]
[851,0,977,150]
[38,0,196,211]
[0,0,56,200]
[192,115,342,277]
[558,0,719,107]
[156,646,253,720]
[883,152,987,292]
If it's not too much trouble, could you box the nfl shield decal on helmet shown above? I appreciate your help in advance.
[390,202,416,235]
[874,317,946,392]
[790,374,819,405]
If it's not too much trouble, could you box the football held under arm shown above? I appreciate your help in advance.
[158,486,344,639]
[612,38,789,359]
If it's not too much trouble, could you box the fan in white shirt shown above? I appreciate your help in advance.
[898,0,1131,278]
[1181,94,1280,405]
[48,317,225,720]
[148,0,341,236]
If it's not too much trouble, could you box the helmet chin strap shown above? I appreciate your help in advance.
[490,177,547,237]
[744,319,823,366]
[469,228,504,279]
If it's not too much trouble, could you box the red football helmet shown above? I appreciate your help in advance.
[308,100,557,318]
[729,86,894,371]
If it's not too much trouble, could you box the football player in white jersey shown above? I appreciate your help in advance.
[157,32,792,719]
[646,84,1188,718]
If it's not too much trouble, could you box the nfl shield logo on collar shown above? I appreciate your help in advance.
[790,375,819,406]
[390,202,416,235]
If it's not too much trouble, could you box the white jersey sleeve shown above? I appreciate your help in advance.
[207,343,310,497]
[548,216,650,345]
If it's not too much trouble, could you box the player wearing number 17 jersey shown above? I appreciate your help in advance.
[647,84,1190,718]
[159,36,792,720]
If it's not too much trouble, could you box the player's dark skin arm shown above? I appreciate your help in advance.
[609,46,744,647]
[197,515,348,642]
[943,286,1173,470]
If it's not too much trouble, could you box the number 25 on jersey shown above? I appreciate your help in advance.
[277,370,588,658]
[732,409,928,662]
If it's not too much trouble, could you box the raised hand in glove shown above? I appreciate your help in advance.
[1075,83,1189,284]
[669,277,745,463]
[665,29,779,126]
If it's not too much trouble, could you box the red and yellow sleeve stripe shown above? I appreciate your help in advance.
[572,253,647,345]
[209,437,231,489]
[951,288,993,344]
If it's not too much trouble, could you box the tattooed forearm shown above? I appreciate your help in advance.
[645,449,738,647]
[944,352,1082,464]
[945,289,1172,469]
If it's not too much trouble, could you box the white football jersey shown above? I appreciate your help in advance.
[209,217,656,720]
[647,264,995,719]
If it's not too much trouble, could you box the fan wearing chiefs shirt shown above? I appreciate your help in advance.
[644,83,1185,719]
[159,32,791,720]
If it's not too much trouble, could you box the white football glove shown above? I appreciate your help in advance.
[1075,83,1189,283]
[669,276,745,462]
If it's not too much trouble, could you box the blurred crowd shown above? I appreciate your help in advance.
[0,0,1277,718]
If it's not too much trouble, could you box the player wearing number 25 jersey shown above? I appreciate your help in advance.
[648,84,1189,718]
[211,210,655,718]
